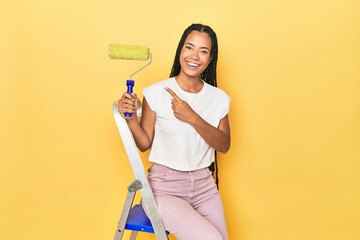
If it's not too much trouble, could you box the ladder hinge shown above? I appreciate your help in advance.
[127,179,143,192]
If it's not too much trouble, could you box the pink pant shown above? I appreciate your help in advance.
[143,163,228,240]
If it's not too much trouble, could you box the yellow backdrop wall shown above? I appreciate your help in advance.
[1,0,359,239]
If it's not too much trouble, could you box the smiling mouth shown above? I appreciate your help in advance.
[187,62,199,68]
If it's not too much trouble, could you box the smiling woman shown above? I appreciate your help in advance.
[117,23,231,240]
[178,31,212,85]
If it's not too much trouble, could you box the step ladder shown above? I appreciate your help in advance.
[112,102,169,240]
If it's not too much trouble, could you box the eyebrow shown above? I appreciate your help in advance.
[185,42,210,50]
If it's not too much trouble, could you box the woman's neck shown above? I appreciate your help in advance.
[175,75,204,93]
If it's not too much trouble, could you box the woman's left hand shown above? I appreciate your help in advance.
[165,87,198,124]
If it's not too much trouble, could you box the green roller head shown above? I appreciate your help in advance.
[108,44,149,61]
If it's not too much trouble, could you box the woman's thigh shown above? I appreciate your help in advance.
[155,195,223,240]
[194,192,228,240]
[146,164,228,239]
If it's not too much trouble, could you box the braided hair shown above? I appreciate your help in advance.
[169,23,220,189]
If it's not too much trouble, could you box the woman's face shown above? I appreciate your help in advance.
[178,31,212,79]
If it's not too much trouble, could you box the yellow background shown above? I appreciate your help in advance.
[1,0,359,239]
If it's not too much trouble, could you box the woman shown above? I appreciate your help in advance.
[118,23,230,240]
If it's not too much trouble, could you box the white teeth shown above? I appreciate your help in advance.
[187,63,199,67]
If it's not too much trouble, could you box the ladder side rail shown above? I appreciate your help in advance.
[114,190,137,240]
[129,231,138,240]
[113,102,169,240]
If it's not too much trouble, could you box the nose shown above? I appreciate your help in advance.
[190,50,199,60]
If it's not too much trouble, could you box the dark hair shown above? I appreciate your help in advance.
[170,23,220,189]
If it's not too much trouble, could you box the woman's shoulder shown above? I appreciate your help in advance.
[144,77,175,92]
[142,78,175,110]
[203,81,230,100]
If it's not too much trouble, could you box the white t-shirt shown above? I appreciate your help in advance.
[142,77,231,171]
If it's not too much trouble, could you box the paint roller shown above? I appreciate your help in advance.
[108,44,152,117]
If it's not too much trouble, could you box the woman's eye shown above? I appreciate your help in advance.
[201,50,208,54]
[185,46,192,50]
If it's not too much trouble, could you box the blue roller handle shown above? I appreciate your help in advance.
[124,80,135,117]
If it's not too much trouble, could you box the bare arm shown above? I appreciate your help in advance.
[118,93,155,152]
[165,87,231,153]
[191,114,230,154]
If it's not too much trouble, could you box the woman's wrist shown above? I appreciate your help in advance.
[189,112,201,126]
[126,116,139,125]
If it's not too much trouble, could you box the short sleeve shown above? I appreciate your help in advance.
[220,92,231,119]
[142,86,157,112]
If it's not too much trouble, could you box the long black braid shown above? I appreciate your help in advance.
[169,23,220,189]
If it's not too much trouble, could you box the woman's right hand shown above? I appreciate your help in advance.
[117,92,139,120]
[118,95,155,152]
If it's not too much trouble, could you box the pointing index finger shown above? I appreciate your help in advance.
[165,87,181,101]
